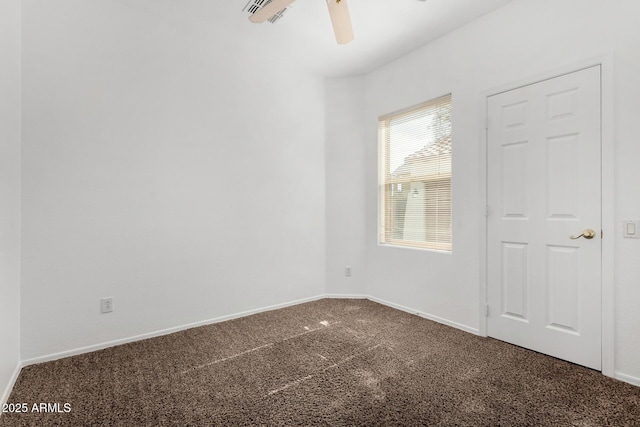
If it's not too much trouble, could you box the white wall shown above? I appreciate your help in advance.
[21,0,326,360]
[0,0,22,404]
[325,77,367,296]
[347,0,640,382]
[12,0,640,388]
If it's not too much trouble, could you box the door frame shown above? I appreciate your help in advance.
[478,53,615,377]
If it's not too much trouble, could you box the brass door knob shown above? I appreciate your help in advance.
[570,229,596,240]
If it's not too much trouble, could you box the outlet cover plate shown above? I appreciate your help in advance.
[101,297,113,313]
[623,221,640,239]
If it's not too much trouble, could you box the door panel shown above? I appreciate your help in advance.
[487,66,602,370]
[546,244,579,333]
[501,142,528,217]
[547,134,579,218]
[501,242,529,321]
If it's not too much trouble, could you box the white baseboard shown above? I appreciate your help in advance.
[366,295,480,335]
[615,371,640,387]
[22,293,479,367]
[22,294,327,367]
[321,294,481,335]
[324,293,367,299]
[0,361,22,410]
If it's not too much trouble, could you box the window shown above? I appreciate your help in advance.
[378,94,452,251]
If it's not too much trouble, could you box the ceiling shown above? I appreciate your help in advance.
[235,0,515,76]
[22,0,515,78]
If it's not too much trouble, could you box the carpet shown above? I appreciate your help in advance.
[1,298,639,426]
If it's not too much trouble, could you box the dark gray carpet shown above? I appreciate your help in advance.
[2,298,639,426]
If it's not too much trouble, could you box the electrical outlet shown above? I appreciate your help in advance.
[101,297,113,314]
[344,266,352,277]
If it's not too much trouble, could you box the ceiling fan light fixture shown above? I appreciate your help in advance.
[327,0,354,45]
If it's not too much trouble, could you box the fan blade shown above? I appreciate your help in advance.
[249,0,295,23]
[326,0,354,44]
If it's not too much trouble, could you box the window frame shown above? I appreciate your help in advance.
[378,94,453,252]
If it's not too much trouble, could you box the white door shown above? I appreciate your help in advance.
[487,66,602,370]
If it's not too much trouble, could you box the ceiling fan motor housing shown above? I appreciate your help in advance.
[243,0,288,24]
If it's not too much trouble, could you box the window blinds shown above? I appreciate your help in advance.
[379,94,452,251]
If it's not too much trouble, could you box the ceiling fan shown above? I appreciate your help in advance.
[247,0,354,45]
